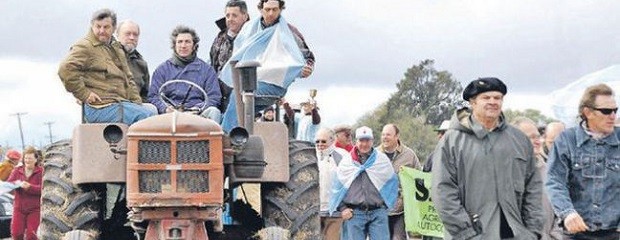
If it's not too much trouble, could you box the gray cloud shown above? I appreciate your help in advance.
[2,0,620,147]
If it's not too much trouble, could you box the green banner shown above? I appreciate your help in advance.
[399,166,444,238]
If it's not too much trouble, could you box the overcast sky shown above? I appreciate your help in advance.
[1,0,620,149]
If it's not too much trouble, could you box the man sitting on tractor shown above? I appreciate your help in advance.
[59,9,155,125]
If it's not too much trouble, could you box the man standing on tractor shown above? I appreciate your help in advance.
[210,0,250,113]
[220,0,316,132]
[59,9,154,125]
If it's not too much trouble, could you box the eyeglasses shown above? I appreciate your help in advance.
[315,140,327,144]
[591,107,618,115]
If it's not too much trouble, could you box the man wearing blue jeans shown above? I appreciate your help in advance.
[546,83,620,240]
[329,126,399,240]
[59,9,154,125]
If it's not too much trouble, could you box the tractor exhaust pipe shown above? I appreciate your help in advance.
[234,61,261,134]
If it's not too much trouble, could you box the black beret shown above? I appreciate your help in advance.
[462,77,507,101]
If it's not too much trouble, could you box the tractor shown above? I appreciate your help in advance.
[39,61,319,239]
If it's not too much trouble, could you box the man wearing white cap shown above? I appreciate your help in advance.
[432,77,543,239]
[329,126,399,240]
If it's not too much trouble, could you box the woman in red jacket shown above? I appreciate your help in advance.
[7,146,42,240]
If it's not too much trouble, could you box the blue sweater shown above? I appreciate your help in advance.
[148,58,221,113]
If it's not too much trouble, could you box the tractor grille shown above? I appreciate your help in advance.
[177,140,210,164]
[138,140,171,164]
[177,170,209,193]
[139,170,171,193]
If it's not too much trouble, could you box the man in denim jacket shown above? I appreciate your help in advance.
[546,83,620,240]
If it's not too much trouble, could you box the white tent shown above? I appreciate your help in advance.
[551,65,620,127]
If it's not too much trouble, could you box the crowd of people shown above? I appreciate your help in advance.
[2,0,617,239]
[314,78,618,240]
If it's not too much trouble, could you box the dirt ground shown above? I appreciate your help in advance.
[237,183,261,212]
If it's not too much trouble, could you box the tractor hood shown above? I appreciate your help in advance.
[128,112,223,137]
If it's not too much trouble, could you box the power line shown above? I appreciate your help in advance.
[10,112,28,151]
[44,121,54,144]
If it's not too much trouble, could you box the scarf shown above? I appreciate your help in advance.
[170,51,197,67]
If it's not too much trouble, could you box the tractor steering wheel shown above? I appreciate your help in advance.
[158,79,209,113]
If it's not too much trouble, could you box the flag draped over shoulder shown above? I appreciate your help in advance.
[328,148,399,215]
[220,16,305,89]
[399,166,444,238]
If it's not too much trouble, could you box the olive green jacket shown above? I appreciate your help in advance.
[58,29,140,105]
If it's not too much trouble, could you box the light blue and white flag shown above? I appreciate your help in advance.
[328,148,399,215]
[551,65,620,127]
[220,16,305,89]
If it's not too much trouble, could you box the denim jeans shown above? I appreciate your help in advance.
[84,102,155,125]
[221,82,286,132]
[200,106,222,123]
[342,208,390,240]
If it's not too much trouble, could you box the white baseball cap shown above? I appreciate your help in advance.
[355,126,374,140]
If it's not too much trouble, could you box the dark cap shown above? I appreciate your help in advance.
[462,77,507,101]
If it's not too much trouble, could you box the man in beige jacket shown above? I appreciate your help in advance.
[58,9,153,125]
[378,123,422,240]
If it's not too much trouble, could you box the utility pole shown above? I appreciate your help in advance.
[11,112,27,151]
[44,121,54,144]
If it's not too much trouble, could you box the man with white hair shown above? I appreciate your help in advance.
[315,127,349,240]
[512,117,562,240]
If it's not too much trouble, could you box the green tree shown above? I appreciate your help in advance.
[355,59,463,161]
[357,107,437,162]
[385,59,463,125]
[503,108,556,126]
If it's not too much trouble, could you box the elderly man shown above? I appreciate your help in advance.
[333,124,354,152]
[512,117,562,240]
[546,83,620,239]
[116,20,149,103]
[59,9,154,125]
[220,0,316,132]
[378,123,421,240]
[329,126,399,240]
[432,77,544,240]
[315,127,349,240]
[541,121,565,161]
[148,25,222,122]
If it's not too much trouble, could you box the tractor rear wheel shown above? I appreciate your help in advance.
[39,140,104,240]
[261,140,319,240]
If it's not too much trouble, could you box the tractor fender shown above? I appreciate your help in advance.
[72,123,128,184]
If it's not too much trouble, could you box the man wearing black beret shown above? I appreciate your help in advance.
[431,77,544,239]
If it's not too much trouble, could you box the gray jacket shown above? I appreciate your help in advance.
[431,108,543,240]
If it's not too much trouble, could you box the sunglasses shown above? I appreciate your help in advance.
[592,107,618,115]
[315,140,328,144]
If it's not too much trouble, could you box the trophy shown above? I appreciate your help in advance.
[309,89,317,104]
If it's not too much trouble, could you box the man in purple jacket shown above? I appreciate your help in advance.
[148,25,222,122]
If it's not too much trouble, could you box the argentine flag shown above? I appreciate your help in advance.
[220,16,306,132]
[328,148,399,215]
[220,16,305,89]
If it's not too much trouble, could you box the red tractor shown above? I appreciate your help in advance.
[39,62,319,239]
